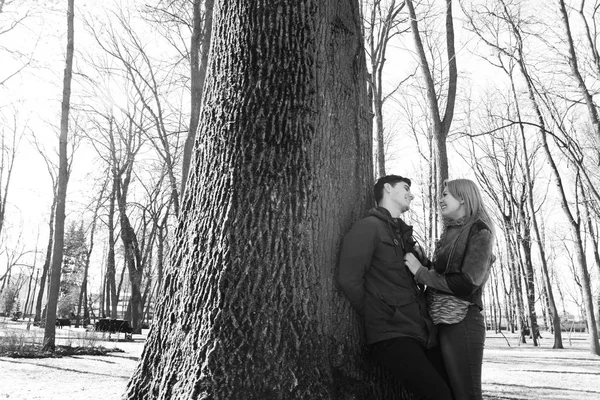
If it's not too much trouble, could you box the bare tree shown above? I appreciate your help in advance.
[463,0,565,348]
[362,0,407,177]
[0,109,23,240]
[405,0,458,185]
[0,233,31,298]
[185,0,214,194]
[557,0,600,160]
[139,0,214,194]
[0,1,35,86]
[75,179,107,327]
[42,0,74,352]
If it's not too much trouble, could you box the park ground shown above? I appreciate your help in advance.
[0,320,599,400]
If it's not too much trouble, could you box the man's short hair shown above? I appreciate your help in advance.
[374,175,411,204]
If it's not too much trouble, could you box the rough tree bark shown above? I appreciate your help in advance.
[124,1,410,399]
[42,0,74,352]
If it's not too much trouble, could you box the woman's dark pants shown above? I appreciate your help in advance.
[371,337,453,400]
[438,305,486,400]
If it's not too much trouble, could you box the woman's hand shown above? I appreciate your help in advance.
[404,253,423,275]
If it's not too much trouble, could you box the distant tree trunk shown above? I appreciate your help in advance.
[506,66,563,347]
[106,175,118,318]
[122,1,414,399]
[181,0,214,194]
[76,189,103,327]
[25,269,39,317]
[517,207,539,346]
[506,224,527,343]
[43,0,74,352]
[538,219,563,346]
[34,193,56,322]
[140,274,152,326]
[116,184,144,334]
[23,264,36,319]
[524,71,600,355]
[507,38,600,354]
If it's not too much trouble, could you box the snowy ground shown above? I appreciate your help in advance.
[482,333,600,399]
[1,320,599,399]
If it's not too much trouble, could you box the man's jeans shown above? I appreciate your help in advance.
[371,336,453,400]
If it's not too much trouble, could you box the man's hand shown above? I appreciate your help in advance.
[404,253,423,275]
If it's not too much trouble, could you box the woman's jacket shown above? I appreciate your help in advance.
[414,217,495,310]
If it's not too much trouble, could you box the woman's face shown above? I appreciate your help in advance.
[440,188,466,220]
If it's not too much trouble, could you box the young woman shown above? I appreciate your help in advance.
[404,179,495,400]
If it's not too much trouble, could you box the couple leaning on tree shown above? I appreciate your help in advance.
[338,175,496,400]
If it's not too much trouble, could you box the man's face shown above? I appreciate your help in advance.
[388,181,414,212]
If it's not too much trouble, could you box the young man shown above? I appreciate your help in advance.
[338,175,452,400]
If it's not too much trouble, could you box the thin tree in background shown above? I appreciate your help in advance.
[140,0,213,194]
[405,0,457,185]
[43,0,74,351]
[22,239,39,319]
[101,8,183,217]
[557,0,600,160]
[465,119,530,342]
[106,161,119,318]
[182,0,213,194]
[0,110,22,240]
[362,0,407,177]
[530,50,600,356]
[75,179,107,327]
[32,168,56,323]
[464,0,563,349]
[0,1,34,86]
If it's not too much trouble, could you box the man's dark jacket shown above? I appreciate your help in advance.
[338,207,437,347]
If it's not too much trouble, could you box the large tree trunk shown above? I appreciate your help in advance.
[42,0,74,352]
[124,1,412,399]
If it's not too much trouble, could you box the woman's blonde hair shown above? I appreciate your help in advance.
[444,179,495,235]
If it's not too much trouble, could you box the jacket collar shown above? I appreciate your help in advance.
[370,207,408,227]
